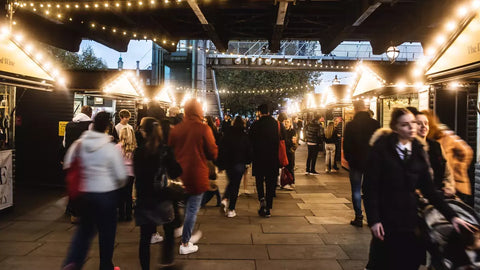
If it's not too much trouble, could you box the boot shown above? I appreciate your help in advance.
[258,198,266,217]
[350,216,363,227]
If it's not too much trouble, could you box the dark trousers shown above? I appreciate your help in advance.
[118,176,134,220]
[63,190,119,270]
[306,144,319,172]
[348,168,363,218]
[139,222,175,270]
[255,175,277,209]
[286,151,295,184]
[201,189,221,207]
[225,164,246,210]
[334,142,341,169]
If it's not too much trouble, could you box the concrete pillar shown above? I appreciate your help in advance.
[151,43,164,86]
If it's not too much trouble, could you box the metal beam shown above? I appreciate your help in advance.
[187,0,228,52]
[270,0,290,52]
[321,1,382,54]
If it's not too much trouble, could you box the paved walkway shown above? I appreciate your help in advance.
[0,144,373,270]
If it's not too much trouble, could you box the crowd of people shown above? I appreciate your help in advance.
[60,99,477,270]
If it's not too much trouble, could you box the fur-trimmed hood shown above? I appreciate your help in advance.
[369,127,428,151]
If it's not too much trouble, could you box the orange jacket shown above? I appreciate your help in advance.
[168,100,218,195]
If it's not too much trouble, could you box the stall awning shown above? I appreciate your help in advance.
[352,66,385,97]
[0,33,58,90]
[102,72,145,98]
[427,11,480,79]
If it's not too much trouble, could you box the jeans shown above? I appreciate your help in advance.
[325,143,336,170]
[118,176,134,220]
[182,193,203,244]
[349,168,363,218]
[255,175,277,209]
[63,190,119,270]
[139,222,175,270]
[306,144,319,172]
[225,164,246,210]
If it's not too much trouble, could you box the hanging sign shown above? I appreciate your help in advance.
[427,11,480,75]
[0,36,53,81]
[418,91,429,111]
[0,150,13,210]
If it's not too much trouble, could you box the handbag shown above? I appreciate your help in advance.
[278,121,289,167]
[65,142,84,200]
[280,167,294,186]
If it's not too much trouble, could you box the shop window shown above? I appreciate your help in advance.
[0,85,15,150]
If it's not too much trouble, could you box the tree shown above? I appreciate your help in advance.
[215,69,320,116]
[45,45,108,70]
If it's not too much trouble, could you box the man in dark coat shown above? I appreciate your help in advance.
[343,100,380,227]
[62,105,92,222]
[249,104,280,218]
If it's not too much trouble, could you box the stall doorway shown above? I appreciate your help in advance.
[435,89,468,141]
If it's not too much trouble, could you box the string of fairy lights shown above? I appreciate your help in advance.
[411,0,480,78]
[14,0,184,11]
[175,85,314,95]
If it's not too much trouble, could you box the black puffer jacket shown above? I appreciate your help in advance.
[217,126,251,170]
[305,121,323,144]
[343,111,380,171]
[363,131,456,232]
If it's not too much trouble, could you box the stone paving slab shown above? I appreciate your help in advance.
[322,224,371,234]
[291,193,337,199]
[261,223,327,234]
[310,209,352,217]
[338,259,369,270]
[252,233,323,244]
[306,216,353,225]
[267,244,348,259]
[176,259,256,270]
[0,256,65,270]
[300,197,351,204]
[185,244,268,259]
[199,230,253,244]
[198,223,262,233]
[340,243,370,260]
[320,233,372,245]
[252,216,309,225]
[0,241,44,256]
[255,259,343,270]
[297,203,350,210]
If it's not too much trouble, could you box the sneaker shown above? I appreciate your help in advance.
[310,171,320,175]
[151,232,164,244]
[325,169,330,173]
[114,267,121,270]
[220,198,228,213]
[281,185,294,191]
[226,210,237,218]
[304,171,310,175]
[189,230,202,244]
[179,242,199,255]
[265,209,271,218]
[174,226,183,238]
[330,169,338,173]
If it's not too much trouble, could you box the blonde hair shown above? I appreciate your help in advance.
[324,121,335,139]
[119,127,137,156]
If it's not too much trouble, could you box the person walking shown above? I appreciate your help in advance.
[282,118,297,189]
[134,117,183,270]
[363,108,473,270]
[62,112,127,270]
[217,116,251,218]
[249,104,282,218]
[343,100,380,227]
[304,116,323,175]
[168,99,218,255]
[332,117,342,170]
[323,121,339,173]
[116,127,137,222]
[426,111,473,205]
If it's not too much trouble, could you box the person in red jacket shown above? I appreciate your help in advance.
[168,99,218,255]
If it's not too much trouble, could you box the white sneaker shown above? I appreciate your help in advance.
[174,226,183,238]
[189,230,202,244]
[179,242,198,255]
[226,210,236,218]
[150,232,164,244]
[282,185,294,191]
[220,199,228,212]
